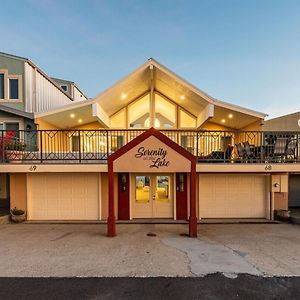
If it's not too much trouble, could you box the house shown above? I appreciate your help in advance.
[264,113,300,209]
[1,58,298,237]
[0,51,87,212]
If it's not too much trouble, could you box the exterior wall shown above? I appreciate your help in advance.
[10,173,27,212]
[241,119,264,131]
[200,121,233,131]
[263,112,300,131]
[273,193,288,210]
[0,56,25,111]
[73,86,88,102]
[72,121,104,130]
[24,62,74,113]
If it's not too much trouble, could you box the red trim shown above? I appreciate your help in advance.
[107,127,197,238]
[189,163,197,237]
[107,160,116,237]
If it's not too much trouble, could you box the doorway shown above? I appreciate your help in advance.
[133,174,173,218]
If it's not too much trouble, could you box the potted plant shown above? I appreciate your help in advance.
[5,140,26,162]
[10,207,26,223]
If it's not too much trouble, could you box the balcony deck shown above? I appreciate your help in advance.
[1,129,300,164]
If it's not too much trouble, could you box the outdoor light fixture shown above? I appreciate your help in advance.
[78,119,82,123]
[221,119,226,123]
[274,183,280,188]
[121,93,127,100]
[180,95,185,100]
[228,114,233,119]
[70,113,75,118]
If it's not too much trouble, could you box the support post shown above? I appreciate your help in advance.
[107,161,116,237]
[189,161,197,237]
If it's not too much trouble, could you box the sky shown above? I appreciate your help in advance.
[1,0,300,119]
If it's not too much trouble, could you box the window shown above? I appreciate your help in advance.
[9,79,19,99]
[60,85,68,92]
[110,108,126,128]
[155,94,176,128]
[179,109,197,128]
[0,74,4,99]
[128,94,150,128]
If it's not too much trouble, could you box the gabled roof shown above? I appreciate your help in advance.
[35,58,267,129]
[0,51,87,101]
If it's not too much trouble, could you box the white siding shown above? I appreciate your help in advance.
[24,62,74,113]
[73,85,88,102]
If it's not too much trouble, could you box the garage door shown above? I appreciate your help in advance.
[28,173,99,220]
[289,175,300,208]
[199,174,267,218]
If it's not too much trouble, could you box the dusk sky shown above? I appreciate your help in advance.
[1,0,300,118]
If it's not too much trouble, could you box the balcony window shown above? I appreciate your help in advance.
[110,108,126,128]
[179,109,196,128]
[128,94,150,128]
[9,79,19,100]
[155,93,176,128]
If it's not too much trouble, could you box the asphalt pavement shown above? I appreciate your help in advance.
[0,275,299,300]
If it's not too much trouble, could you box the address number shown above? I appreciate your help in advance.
[29,165,37,171]
[265,164,272,171]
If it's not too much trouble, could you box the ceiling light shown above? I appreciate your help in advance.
[180,95,185,100]
[70,113,75,118]
[121,93,127,100]
[221,119,226,123]
[228,114,233,119]
[78,119,82,123]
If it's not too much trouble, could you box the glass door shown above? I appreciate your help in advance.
[133,174,173,218]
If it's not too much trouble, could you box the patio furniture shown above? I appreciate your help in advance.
[285,139,298,161]
[243,141,256,162]
[272,138,288,162]
[235,143,245,162]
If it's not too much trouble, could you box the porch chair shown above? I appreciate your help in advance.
[285,139,298,162]
[243,141,255,162]
[273,138,288,162]
[235,143,245,162]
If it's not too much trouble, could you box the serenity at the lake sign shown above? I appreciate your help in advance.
[134,146,170,168]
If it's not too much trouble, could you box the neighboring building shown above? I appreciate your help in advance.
[264,112,300,208]
[1,58,298,237]
[0,51,88,211]
[263,112,300,131]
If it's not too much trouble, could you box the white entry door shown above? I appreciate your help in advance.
[133,174,173,218]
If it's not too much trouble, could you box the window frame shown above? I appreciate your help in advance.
[60,85,68,93]
[0,71,22,103]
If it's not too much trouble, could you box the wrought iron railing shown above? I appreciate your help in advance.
[1,129,300,164]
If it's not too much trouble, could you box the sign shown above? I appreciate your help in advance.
[114,136,191,173]
[134,146,170,168]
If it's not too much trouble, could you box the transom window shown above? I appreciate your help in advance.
[0,73,4,99]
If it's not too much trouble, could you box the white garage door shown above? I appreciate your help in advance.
[199,174,267,218]
[28,173,99,220]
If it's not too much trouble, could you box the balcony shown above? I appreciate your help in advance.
[1,129,300,164]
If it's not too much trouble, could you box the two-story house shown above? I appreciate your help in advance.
[0,52,88,212]
[1,57,298,237]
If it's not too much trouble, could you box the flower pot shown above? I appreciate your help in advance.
[5,150,24,163]
[11,213,26,223]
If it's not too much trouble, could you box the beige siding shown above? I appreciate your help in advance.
[199,174,268,218]
[27,173,99,220]
[10,173,27,212]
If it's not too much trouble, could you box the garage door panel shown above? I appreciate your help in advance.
[199,175,267,218]
[28,173,99,220]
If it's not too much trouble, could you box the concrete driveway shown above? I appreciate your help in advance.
[0,223,299,277]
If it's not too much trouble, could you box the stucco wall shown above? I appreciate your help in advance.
[10,173,27,212]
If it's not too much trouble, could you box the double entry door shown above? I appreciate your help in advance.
[133,174,173,218]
